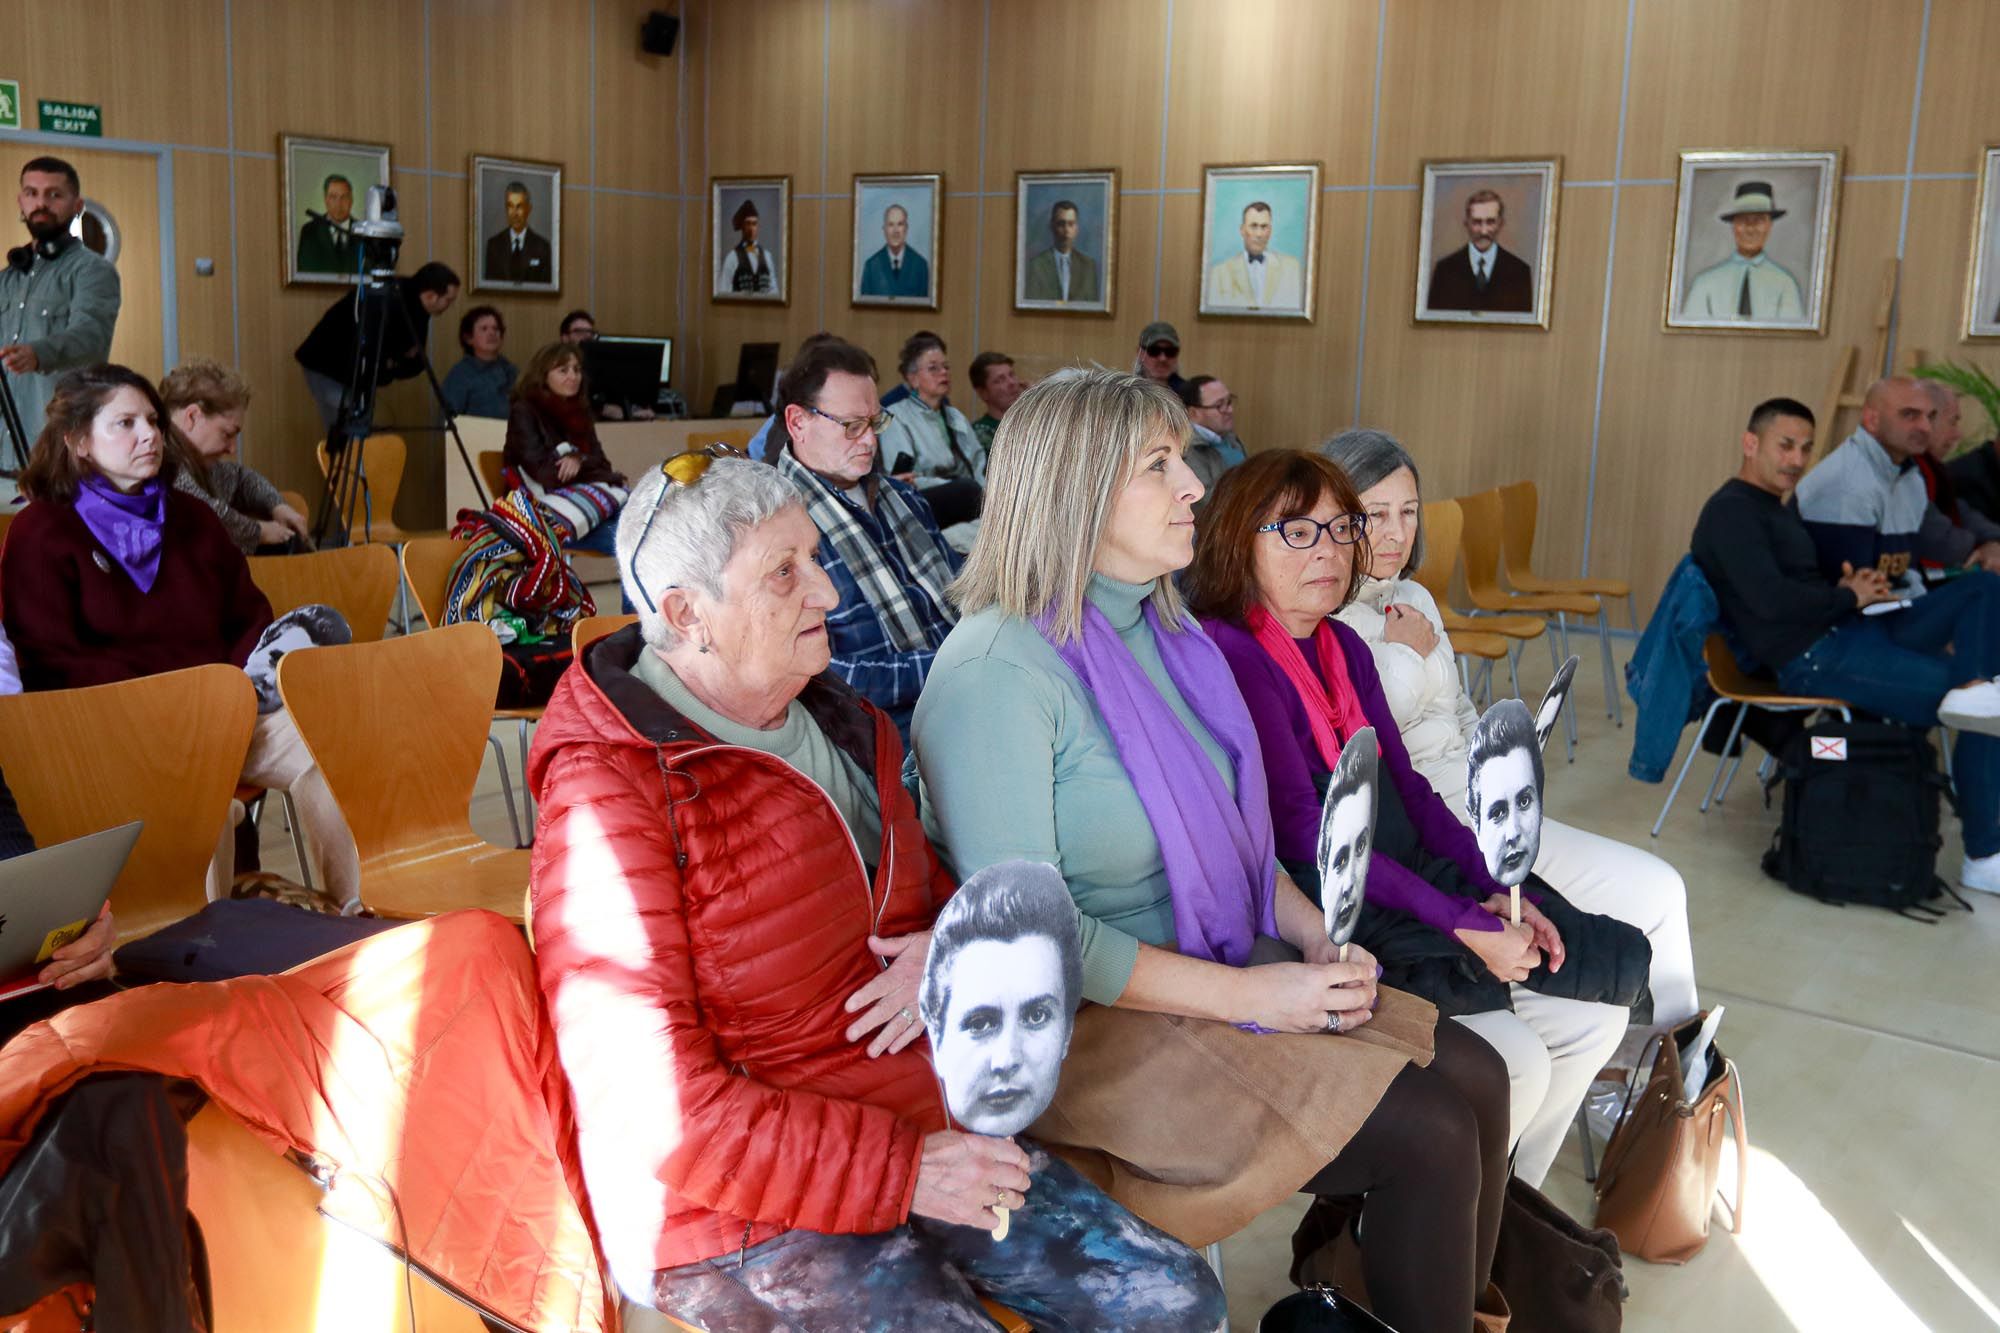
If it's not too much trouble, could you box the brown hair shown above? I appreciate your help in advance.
[21,365,183,503]
[159,359,252,417]
[513,341,584,401]
[1184,449,1371,623]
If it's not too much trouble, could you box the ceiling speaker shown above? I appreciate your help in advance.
[641,11,680,57]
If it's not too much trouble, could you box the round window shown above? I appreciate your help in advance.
[67,199,120,264]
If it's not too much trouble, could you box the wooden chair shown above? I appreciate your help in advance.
[278,623,531,920]
[279,489,310,518]
[1497,479,1633,727]
[572,612,639,657]
[1459,488,1607,751]
[314,435,440,546]
[478,449,508,500]
[400,535,538,847]
[1651,634,1852,837]
[247,544,400,642]
[0,665,256,941]
[1415,498,1544,701]
[0,508,17,552]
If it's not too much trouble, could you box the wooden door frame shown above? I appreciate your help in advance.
[5,128,181,368]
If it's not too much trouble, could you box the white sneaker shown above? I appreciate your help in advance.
[1938,682,2000,737]
[1961,853,2000,896]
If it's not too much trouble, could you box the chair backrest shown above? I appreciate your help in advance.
[477,450,507,500]
[400,535,473,629]
[571,613,638,657]
[314,434,409,539]
[0,509,17,553]
[248,545,400,643]
[0,665,256,940]
[1455,489,1511,605]
[1498,479,1541,582]
[280,489,311,518]
[278,623,501,865]
[1413,499,1464,608]
[683,424,756,455]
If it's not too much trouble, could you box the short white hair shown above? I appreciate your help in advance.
[617,456,802,650]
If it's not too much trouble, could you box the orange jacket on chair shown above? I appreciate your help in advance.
[0,911,614,1333]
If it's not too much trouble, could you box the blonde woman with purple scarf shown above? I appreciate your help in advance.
[914,369,1513,1333]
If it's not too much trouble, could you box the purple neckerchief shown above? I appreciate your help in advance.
[1040,597,1279,969]
[74,475,167,593]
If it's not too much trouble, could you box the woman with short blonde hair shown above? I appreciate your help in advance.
[916,368,1512,1333]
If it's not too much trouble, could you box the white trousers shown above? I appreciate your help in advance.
[207,709,362,909]
[1452,816,1700,1186]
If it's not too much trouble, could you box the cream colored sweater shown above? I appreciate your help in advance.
[1335,576,1481,813]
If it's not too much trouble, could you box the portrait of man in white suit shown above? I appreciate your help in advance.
[1198,164,1320,320]
[1205,202,1304,312]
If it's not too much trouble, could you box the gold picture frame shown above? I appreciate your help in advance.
[1413,156,1561,330]
[1196,162,1323,323]
[1013,169,1118,317]
[1663,148,1842,336]
[710,176,791,305]
[468,154,563,295]
[1961,146,2000,340]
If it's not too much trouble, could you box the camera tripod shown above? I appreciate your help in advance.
[313,269,488,547]
[0,364,32,478]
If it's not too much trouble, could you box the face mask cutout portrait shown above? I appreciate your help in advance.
[1466,698,1544,890]
[1317,727,1377,953]
[919,860,1084,1139]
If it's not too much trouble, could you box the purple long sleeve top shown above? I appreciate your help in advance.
[1204,615,1517,937]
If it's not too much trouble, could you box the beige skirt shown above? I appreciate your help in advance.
[1029,985,1437,1248]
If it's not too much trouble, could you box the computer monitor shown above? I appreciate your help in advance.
[733,342,781,411]
[583,335,673,411]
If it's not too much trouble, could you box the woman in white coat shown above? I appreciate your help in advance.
[1322,428,1700,1181]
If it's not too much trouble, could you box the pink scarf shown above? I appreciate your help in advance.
[1246,605,1373,769]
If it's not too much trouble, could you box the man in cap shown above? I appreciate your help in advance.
[719,199,775,295]
[1133,321,1185,394]
[1682,180,1806,320]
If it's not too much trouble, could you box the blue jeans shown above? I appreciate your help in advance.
[646,1144,1226,1332]
[1778,570,2000,857]
[566,519,633,613]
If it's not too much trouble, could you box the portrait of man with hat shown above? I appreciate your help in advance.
[1682,179,1807,321]
[712,178,788,301]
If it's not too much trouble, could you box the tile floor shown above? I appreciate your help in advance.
[259,624,2000,1333]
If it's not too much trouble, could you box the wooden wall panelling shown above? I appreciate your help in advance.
[1358,187,1615,589]
[825,0,983,189]
[1898,177,1985,416]
[1374,0,1627,183]
[229,0,427,162]
[704,0,825,189]
[1153,192,1367,456]
[1165,0,1378,187]
[172,150,236,372]
[1589,180,1907,615]
[592,194,683,339]
[1623,0,1921,178]
[428,0,594,175]
[697,204,829,413]
[595,0,687,193]
[17,0,229,149]
[1914,0,2000,175]
[44,148,168,383]
[981,0,1169,191]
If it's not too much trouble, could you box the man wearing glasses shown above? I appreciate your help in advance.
[772,337,962,739]
[1178,375,1247,505]
[1133,321,1186,394]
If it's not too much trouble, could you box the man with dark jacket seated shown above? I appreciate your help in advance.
[1692,394,2000,896]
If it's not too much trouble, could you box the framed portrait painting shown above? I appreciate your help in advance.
[851,174,941,309]
[1962,147,2000,339]
[470,156,562,294]
[1198,162,1321,321]
[1014,169,1117,315]
[1665,149,1841,334]
[1414,158,1561,328]
[280,134,391,286]
[711,176,790,304]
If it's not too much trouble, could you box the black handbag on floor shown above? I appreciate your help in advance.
[1259,1287,1399,1333]
[1759,719,1965,918]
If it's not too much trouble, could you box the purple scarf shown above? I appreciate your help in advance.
[74,475,167,592]
[1042,597,1279,968]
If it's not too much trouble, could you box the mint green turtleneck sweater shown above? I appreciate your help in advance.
[913,574,1234,1004]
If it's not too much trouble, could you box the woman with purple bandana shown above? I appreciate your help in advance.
[914,368,1514,1333]
[1,364,360,907]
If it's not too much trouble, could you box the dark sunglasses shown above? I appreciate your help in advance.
[627,442,747,612]
[1144,343,1179,358]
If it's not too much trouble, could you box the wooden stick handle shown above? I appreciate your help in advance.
[1338,941,1350,963]
[991,1206,1011,1242]
[1510,885,1521,927]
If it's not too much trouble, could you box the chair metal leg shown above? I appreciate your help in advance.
[1575,1103,1598,1183]
[516,716,536,837]
[488,733,526,848]
[1598,606,1623,728]
[280,791,312,890]
[1507,642,1521,699]
[1626,591,1640,632]
[1459,655,1471,699]
[1699,705,1752,813]
[1653,698,1726,836]
[1714,749,1747,804]
[1757,752,1776,784]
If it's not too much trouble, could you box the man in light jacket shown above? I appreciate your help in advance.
[0,157,121,446]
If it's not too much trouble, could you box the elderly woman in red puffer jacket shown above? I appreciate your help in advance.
[525,453,1224,1330]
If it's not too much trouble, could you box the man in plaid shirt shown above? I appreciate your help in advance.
[771,337,962,738]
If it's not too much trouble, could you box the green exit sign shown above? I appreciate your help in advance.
[37,100,101,138]
[0,82,20,132]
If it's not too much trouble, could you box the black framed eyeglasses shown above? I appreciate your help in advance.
[809,405,892,441]
[627,442,746,612]
[1258,513,1369,550]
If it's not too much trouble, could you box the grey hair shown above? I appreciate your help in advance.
[1321,428,1425,576]
[616,456,804,650]
[1919,378,1957,411]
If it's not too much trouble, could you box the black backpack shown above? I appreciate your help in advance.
[1760,720,1968,919]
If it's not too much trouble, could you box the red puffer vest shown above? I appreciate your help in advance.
[525,626,955,1286]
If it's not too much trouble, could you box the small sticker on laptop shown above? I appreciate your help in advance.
[35,919,90,963]
[1811,737,1847,761]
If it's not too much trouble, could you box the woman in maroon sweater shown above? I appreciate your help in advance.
[2,365,359,908]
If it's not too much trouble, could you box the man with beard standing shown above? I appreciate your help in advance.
[0,157,121,445]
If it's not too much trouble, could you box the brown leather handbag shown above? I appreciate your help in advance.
[1591,1012,1748,1264]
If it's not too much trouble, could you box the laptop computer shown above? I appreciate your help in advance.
[0,821,142,1002]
